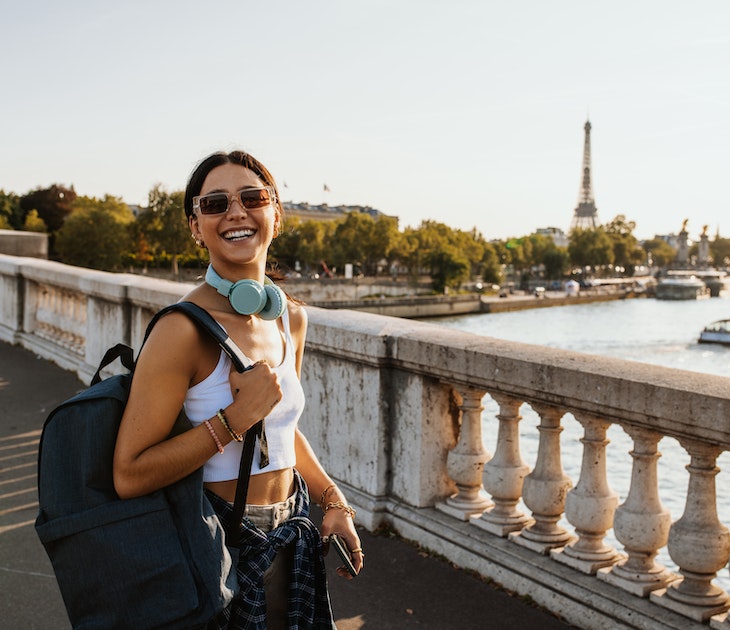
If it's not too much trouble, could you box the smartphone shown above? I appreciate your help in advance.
[328,534,357,577]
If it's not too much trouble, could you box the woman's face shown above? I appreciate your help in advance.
[190,163,279,273]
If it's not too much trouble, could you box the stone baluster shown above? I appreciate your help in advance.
[510,403,574,554]
[652,439,730,622]
[597,425,676,596]
[436,386,492,521]
[471,393,531,536]
[551,412,620,574]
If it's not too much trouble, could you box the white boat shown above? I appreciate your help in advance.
[698,319,730,345]
[655,276,709,300]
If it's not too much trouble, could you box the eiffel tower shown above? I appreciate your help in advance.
[570,120,600,230]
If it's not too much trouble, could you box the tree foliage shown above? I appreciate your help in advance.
[542,247,571,279]
[643,238,677,268]
[711,237,730,267]
[568,227,614,271]
[11,178,724,293]
[427,244,470,293]
[22,209,48,232]
[55,196,134,271]
[603,215,645,275]
[19,184,77,233]
[0,190,22,229]
[269,216,337,275]
[138,185,195,276]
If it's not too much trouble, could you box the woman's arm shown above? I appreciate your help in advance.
[113,311,280,498]
[295,430,363,577]
[289,303,363,576]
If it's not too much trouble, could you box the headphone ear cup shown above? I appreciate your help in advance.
[228,280,267,315]
[258,284,287,320]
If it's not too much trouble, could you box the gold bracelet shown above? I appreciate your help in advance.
[319,484,337,510]
[324,501,356,519]
[216,409,243,442]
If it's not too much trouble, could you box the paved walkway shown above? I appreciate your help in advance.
[0,340,577,629]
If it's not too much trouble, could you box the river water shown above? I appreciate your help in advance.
[427,294,730,587]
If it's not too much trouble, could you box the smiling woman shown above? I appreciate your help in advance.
[113,150,364,629]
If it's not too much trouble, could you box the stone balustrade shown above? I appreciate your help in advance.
[3,253,730,629]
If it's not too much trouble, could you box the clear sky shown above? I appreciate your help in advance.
[1,1,728,241]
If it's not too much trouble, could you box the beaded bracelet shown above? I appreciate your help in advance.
[216,408,243,442]
[203,419,224,454]
[324,501,356,519]
[319,484,337,510]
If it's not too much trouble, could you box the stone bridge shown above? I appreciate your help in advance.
[2,253,730,629]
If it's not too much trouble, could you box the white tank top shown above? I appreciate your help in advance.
[183,309,305,481]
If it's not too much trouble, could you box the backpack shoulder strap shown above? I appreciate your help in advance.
[144,301,249,373]
[146,301,261,547]
[90,343,135,386]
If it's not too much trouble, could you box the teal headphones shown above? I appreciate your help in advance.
[205,265,287,320]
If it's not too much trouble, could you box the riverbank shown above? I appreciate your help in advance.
[310,287,642,319]
[114,267,647,319]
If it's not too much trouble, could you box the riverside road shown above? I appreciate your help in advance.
[0,340,576,630]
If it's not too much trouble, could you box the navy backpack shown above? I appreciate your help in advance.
[35,302,258,630]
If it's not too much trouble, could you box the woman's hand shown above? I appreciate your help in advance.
[321,503,364,579]
[226,361,282,434]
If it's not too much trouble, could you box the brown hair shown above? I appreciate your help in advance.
[183,150,283,228]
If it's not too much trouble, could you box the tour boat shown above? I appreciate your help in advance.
[655,276,709,300]
[698,319,730,346]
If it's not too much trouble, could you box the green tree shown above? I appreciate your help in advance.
[55,196,134,271]
[400,221,477,291]
[401,221,451,283]
[451,228,486,279]
[711,236,730,267]
[502,237,534,288]
[524,234,554,269]
[20,184,76,233]
[427,244,469,293]
[478,240,502,285]
[370,215,401,274]
[145,185,191,276]
[603,215,644,276]
[127,217,156,271]
[643,238,677,268]
[568,228,614,272]
[390,226,420,281]
[330,212,376,274]
[542,247,570,279]
[269,216,337,275]
[22,209,48,232]
[269,215,302,272]
[297,220,336,274]
[0,190,22,229]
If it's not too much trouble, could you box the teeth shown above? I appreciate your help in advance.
[224,229,255,240]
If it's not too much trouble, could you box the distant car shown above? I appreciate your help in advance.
[533,287,546,298]
[549,281,563,291]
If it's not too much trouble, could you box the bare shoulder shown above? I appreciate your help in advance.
[145,308,203,347]
[286,300,308,337]
[137,307,214,378]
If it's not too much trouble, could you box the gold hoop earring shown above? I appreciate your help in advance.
[192,234,205,248]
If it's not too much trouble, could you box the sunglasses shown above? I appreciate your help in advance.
[193,186,276,215]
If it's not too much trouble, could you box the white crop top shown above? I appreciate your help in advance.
[183,309,305,481]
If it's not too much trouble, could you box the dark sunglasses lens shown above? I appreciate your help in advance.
[239,188,271,209]
[198,194,229,214]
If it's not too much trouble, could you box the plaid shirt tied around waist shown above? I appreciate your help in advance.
[205,471,336,630]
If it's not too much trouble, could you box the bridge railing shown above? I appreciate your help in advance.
[3,253,730,630]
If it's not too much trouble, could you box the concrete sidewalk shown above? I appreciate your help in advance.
[0,340,576,629]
